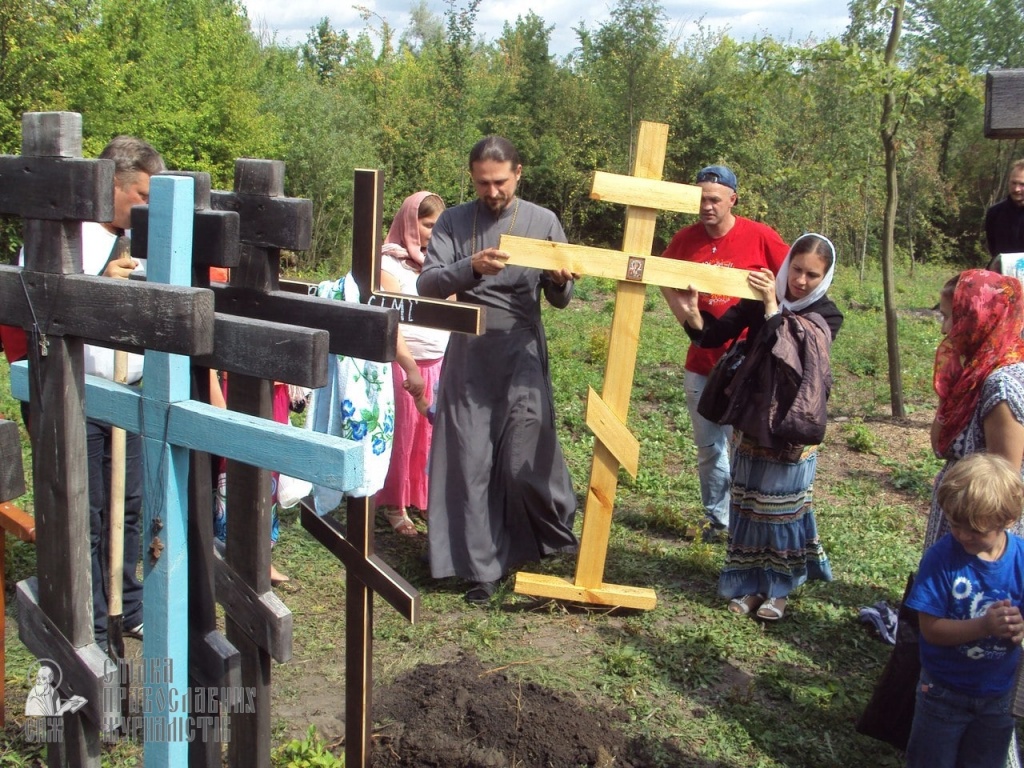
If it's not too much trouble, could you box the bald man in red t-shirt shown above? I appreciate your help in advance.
[661,165,788,543]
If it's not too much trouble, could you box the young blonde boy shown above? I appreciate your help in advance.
[905,453,1024,768]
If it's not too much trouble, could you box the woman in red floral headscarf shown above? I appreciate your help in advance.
[927,269,1024,549]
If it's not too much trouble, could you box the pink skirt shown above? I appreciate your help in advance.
[376,357,443,511]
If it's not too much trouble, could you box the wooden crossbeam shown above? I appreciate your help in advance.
[590,171,701,212]
[348,169,486,336]
[0,114,171,766]
[508,121,755,610]
[0,267,215,354]
[499,236,759,299]
[986,69,1024,139]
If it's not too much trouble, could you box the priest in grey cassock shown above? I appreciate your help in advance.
[416,135,580,605]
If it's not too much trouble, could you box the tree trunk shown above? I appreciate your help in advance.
[880,0,906,418]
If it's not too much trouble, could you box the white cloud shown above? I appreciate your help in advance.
[240,0,850,56]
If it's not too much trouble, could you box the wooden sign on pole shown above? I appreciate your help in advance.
[506,121,755,610]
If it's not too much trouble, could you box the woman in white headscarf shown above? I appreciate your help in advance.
[674,233,843,621]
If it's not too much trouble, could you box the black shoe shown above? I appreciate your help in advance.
[700,524,726,544]
[464,580,499,606]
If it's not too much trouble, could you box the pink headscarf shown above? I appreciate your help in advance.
[382,191,438,269]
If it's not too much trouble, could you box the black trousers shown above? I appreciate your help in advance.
[87,419,143,644]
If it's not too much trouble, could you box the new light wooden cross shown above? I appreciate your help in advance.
[504,121,757,610]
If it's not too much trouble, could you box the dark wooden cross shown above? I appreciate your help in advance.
[11,169,389,768]
[0,112,215,767]
[294,167,494,767]
[501,121,756,610]
[202,159,417,768]
[132,171,340,768]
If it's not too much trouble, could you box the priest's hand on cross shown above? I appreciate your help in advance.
[471,247,509,277]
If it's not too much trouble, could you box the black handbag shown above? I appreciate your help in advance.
[697,340,746,424]
[855,572,920,750]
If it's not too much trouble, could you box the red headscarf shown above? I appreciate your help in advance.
[933,269,1024,455]
[382,191,439,269]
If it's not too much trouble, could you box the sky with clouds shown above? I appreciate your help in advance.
[240,0,852,58]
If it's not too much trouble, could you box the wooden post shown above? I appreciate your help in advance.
[504,121,757,610]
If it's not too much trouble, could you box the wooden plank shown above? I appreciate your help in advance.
[0,155,114,221]
[212,547,292,662]
[0,502,35,542]
[0,420,26,502]
[14,114,105,768]
[17,579,121,729]
[300,501,419,622]
[30,335,93,649]
[140,175,195,768]
[280,278,486,336]
[212,285,399,360]
[512,572,656,609]
[22,112,84,157]
[575,123,666,591]
[210,190,312,251]
[194,314,329,389]
[986,69,1024,139]
[499,236,759,299]
[21,219,83,273]
[188,446,241,694]
[0,266,216,355]
[10,366,366,492]
[350,168,385,301]
[345,496,373,768]
[131,207,242,268]
[590,170,701,214]
[513,120,672,609]
[584,388,639,478]
[349,169,486,334]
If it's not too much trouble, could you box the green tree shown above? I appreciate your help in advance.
[576,0,676,171]
[302,17,351,81]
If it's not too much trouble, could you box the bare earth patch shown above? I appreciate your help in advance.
[262,411,937,766]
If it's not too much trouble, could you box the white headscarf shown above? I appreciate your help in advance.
[775,233,836,313]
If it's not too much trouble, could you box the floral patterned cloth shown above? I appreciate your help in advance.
[933,270,1024,456]
[306,274,395,513]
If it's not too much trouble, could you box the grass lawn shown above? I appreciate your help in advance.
[0,259,986,766]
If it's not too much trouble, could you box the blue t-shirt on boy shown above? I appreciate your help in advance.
[906,532,1024,696]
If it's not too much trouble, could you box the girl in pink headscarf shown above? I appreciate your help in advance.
[376,192,449,536]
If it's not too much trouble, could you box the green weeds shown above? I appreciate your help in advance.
[0,262,956,767]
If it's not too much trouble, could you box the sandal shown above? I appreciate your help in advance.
[756,597,787,621]
[727,594,764,616]
[382,507,419,537]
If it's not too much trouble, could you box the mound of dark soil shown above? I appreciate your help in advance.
[370,652,659,767]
